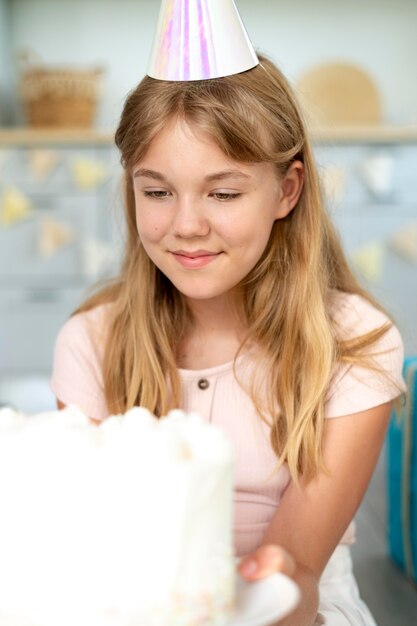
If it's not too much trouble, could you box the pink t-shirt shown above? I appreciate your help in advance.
[50,291,405,557]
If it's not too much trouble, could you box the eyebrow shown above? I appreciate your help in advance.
[133,168,251,182]
[204,169,251,182]
[133,168,167,181]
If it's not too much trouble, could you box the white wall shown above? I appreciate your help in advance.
[5,0,417,127]
[241,0,417,126]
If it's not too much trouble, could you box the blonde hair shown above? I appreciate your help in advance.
[76,55,392,482]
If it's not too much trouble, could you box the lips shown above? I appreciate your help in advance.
[170,250,222,269]
[171,250,219,258]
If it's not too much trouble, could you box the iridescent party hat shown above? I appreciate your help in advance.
[148,0,259,81]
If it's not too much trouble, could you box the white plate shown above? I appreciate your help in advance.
[227,572,300,626]
[0,575,300,626]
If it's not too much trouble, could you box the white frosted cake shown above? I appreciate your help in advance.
[0,406,235,626]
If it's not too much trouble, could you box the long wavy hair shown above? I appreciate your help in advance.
[76,54,391,482]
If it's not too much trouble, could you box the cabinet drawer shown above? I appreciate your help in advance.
[0,194,100,286]
[0,287,87,373]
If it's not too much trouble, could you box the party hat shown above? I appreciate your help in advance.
[148,0,259,81]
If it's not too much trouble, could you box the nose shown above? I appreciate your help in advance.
[171,196,210,238]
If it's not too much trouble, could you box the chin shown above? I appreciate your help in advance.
[169,281,229,302]
[175,289,223,301]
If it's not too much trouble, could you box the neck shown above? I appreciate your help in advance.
[176,294,248,369]
[186,294,245,335]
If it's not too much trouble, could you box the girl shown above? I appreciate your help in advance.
[51,55,405,626]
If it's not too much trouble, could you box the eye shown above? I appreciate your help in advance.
[143,190,172,199]
[211,192,242,202]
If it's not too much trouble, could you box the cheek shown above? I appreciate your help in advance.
[228,213,275,250]
[135,209,167,242]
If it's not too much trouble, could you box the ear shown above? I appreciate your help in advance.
[275,161,304,220]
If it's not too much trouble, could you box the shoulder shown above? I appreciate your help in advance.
[56,303,113,353]
[328,290,402,352]
[53,302,113,378]
[51,303,114,420]
[325,291,405,417]
[329,290,393,336]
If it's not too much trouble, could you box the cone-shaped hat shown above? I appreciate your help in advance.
[148,0,259,81]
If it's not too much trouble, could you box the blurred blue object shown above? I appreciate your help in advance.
[387,356,417,583]
[0,375,56,414]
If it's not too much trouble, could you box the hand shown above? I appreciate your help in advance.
[237,544,296,581]
[237,545,300,626]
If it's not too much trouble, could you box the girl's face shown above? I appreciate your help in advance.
[133,118,302,305]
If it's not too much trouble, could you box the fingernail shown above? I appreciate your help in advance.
[240,558,258,576]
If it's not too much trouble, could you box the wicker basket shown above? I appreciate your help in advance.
[19,55,104,128]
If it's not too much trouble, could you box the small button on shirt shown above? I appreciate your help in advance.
[197,378,210,390]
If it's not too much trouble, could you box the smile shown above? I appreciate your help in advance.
[170,251,222,269]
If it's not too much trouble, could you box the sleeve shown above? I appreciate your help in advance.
[50,310,109,421]
[324,295,406,418]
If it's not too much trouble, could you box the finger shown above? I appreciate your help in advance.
[238,544,296,580]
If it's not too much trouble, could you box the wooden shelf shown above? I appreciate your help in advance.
[1,125,417,146]
[310,124,417,144]
[0,128,115,146]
